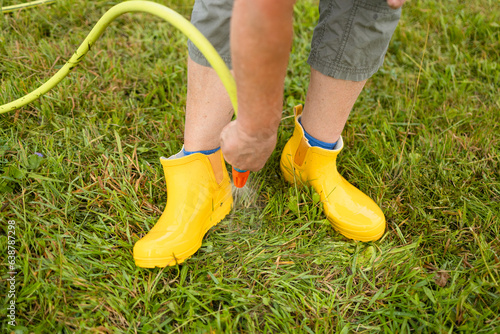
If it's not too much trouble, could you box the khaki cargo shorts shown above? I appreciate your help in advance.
[188,0,401,82]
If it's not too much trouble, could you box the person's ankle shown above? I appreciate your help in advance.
[299,118,338,150]
[182,147,220,156]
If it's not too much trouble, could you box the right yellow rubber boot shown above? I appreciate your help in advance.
[133,149,232,268]
[280,105,386,241]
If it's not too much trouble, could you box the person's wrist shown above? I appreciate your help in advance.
[235,108,281,140]
[235,119,278,142]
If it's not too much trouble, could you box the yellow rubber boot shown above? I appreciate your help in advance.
[280,105,385,241]
[133,149,233,267]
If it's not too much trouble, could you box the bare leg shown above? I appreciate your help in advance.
[301,68,367,143]
[184,57,234,151]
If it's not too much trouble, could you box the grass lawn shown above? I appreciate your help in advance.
[1,0,499,332]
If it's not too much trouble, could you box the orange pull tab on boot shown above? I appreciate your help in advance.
[232,167,250,188]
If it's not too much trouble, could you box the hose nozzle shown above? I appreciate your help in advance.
[232,167,250,188]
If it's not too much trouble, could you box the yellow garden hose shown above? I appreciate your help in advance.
[1,1,250,186]
[1,0,55,14]
[0,0,238,115]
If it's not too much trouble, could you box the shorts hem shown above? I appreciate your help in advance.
[188,40,232,69]
[307,56,385,82]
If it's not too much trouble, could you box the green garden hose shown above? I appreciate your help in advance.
[1,1,250,186]
[1,0,55,14]
[0,0,238,115]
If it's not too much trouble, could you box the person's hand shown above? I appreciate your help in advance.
[387,0,406,9]
[220,120,277,172]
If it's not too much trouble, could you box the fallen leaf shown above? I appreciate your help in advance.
[434,270,450,287]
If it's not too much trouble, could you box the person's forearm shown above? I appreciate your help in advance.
[231,0,295,135]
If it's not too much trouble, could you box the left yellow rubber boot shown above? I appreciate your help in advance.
[280,105,386,241]
[133,149,232,268]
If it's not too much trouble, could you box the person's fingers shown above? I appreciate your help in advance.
[387,0,405,9]
[220,122,237,166]
[220,121,276,172]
